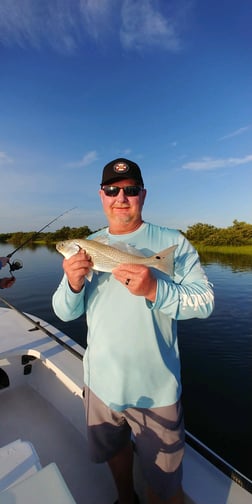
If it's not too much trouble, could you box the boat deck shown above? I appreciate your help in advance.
[0,385,198,504]
[1,307,251,504]
[0,384,119,503]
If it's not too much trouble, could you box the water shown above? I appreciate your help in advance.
[1,244,252,480]
[178,254,252,479]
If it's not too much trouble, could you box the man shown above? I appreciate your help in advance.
[52,158,214,504]
[0,256,16,289]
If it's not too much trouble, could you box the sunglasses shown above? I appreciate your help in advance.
[102,185,143,197]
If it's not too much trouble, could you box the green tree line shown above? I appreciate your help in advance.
[184,220,252,246]
[0,220,252,247]
[0,226,92,246]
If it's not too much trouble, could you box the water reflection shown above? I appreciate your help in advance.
[7,242,57,254]
[199,251,252,272]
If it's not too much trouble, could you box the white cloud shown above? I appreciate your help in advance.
[66,150,98,168]
[120,0,182,51]
[0,0,81,53]
[218,125,251,141]
[182,154,252,171]
[0,151,13,164]
[79,0,114,40]
[0,0,190,53]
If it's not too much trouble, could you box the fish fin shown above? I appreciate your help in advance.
[149,245,178,277]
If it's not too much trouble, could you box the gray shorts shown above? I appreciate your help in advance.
[83,387,184,500]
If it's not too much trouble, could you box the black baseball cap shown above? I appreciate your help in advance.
[101,158,144,187]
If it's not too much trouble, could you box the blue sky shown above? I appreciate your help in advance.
[0,0,251,234]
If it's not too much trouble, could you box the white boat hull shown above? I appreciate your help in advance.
[0,305,251,503]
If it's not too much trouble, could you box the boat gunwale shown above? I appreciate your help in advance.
[185,431,252,494]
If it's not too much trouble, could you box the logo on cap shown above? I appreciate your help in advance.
[113,162,129,174]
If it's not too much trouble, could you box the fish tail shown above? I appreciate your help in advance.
[148,245,177,277]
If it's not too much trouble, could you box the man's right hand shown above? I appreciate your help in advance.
[63,249,93,293]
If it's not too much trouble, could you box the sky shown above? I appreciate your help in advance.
[0,0,251,234]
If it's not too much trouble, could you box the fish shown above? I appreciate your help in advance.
[56,237,177,278]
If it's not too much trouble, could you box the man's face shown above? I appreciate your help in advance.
[99,178,146,233]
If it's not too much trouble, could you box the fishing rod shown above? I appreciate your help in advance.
[6,207,77,275]
[7,207,77,259]
[0,295,83,361]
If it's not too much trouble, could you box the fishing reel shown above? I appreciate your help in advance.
[9,260,23,275]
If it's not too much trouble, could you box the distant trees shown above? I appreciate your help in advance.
[43,226,92,242]
[0,225,93,246]
[0,233,12,242]
[185,223,217,242]
[0,221,252,247]
[9,231,35,246]
[185,220,252,246]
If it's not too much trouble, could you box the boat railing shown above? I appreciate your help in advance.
[185,430,252,494]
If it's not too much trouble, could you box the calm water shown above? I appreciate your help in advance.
[0,244,252,480]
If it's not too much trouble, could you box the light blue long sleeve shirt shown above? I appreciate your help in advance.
[52,222,214,411]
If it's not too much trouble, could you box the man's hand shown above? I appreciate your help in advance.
[112,264,157,302]
[63,249,93,293]
[0,277,16,289]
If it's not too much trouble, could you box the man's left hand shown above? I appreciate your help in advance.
[112,264,157,302]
